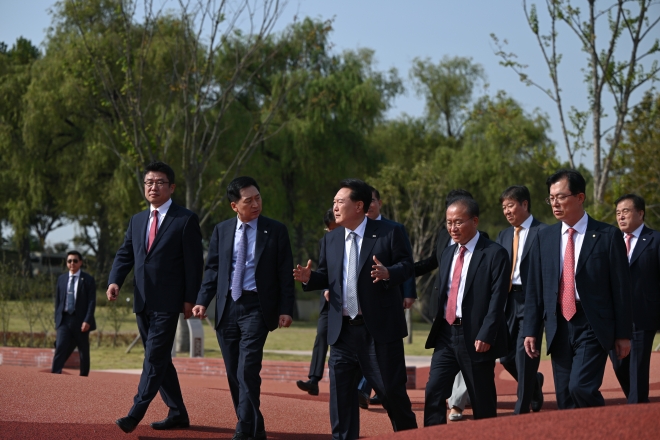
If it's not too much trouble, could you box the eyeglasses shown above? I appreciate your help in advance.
[616,208,634,216]
[144,180,170,188]
[545,194,578,205]
[67,259,79,264]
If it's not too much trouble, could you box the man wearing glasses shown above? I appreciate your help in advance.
[108,161,203,433]
[523,169,632,409]
[51,251,96,376]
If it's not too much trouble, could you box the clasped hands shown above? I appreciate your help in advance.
[293,256,389,284]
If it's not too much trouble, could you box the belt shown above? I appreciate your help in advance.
[343,316,365,326]
[510,284,523,292]
[450,317,462,326]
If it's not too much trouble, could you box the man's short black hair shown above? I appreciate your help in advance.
[500,185,532,213]
[227,176,260,203]
[615,193,646,220]
[448,196,480,218]
[144,161,175,185]
[546,169,586,197]
[323,208,335,227]
[445,189,473,208]
[370,187,381,201]
[339,178,372,213]
[66,250,83,261]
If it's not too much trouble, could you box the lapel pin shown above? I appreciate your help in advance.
[372,235,376,238]
[264,231,268,233]
[593,234,596,237]
[643,238,646,241]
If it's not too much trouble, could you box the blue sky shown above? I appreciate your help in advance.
[1,0,658,246]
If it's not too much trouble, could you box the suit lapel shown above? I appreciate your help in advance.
[137,209,150,257]
[629,226,652,266]
[147,204,178,254]
[358,219,378,274]
[254,216,270,267]
[502,227,514,260]
[224,218,238,271]
[521,219,540,261]
[463,236,485,295]
[438,243,456,297]
[576,216,601,274]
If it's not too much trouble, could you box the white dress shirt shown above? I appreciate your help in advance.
[511,215,534,286]
[624,223,645,262]
[342,216,368,316]
[145,198,172,246]
[445,232,480,319]
[560,211,589,301]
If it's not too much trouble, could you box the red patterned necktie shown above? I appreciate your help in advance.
[147,210,159,252]
[446,245,467,325]
[625,233,633,257]
[559,228,576,320]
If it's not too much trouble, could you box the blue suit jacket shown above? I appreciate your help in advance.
[196,215,295,332]
[108,202,204,314]
[54,270,97,331]
[425,235,510,361]
[304,218,413,345]
[523,215,632,352]
[627,225,660,331]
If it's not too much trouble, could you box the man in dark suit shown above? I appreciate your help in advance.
[524,169,632,409]
[193,176,294,440]
[423,196,510,426]
[608,194,660,404]
[107,161,204,433]
[294,178,417,440]
[51,250,96,376]
[496,186,546,413]
[297,209,337,396]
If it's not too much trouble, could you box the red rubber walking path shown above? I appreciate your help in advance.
[2,353,660,439]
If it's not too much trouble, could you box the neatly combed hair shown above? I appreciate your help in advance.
[144,161,175,185]
[546,169,586,197]
[500,185,532,213]
[227,176,260,202]
[339,178,372,213]
[66,250,83,261]
[323,208,335,227]
[445,189,473,208]
[615,193,646,220]
[448,196,480,218]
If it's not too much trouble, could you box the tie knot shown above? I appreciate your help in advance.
[458,245,467,256]
[152,210,159,218]
[567,227,576,238]
[241,222,249,230]
[514,226,523,233]
[626,233,633,239]
[349,231,357,240]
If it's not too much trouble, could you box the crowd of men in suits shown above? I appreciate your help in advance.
[48,161,658,440]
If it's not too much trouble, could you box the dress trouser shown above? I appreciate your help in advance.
[129,309,187,421]
[308,303,329,381]
[51,313,91,376]
[424,321,497,426]
[550,303,608,409]
[499,288,542,413]
[216,293,269,436]
[447,371,470,410]
[329,317,417,440]
[608,324,655,403]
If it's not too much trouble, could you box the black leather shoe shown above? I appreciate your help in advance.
[296,379,319,396]
[115,416,139,433]
[150,414,190,430]
[369,394,382,405]
[531,372,544,412]
[251,430,267,439]
[231,433,250,440]
[358,390,369,409]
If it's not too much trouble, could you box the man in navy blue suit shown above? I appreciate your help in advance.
[51,250,96,376]
[108,161,203,433]
[609,194,660,404]
[524,169,632,409]
[294,178,417,440]
[193,176,295,440]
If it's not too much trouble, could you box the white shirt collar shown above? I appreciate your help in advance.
[69,269,81,277]
[344,216,368,240]
[520,214,534,230]
[625,223,645,238]
[150,198,172,215]
[455,231,480,254]
[375,214,382,221]
[562,211,588,235]
[236,215,259,231]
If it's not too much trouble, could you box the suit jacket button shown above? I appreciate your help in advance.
[434,287,438,290]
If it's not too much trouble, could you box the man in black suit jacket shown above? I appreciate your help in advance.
[108,162,204,433]
[294,178,417,440]
[524,169,632,409]
[496,186,547,414]
[424,196,510,426]
[51,250,96,376]
[194,176,294,440]
[609,194,660,403]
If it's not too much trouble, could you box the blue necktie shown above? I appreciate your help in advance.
[66,276,75,313]
[231,223,249,301]
[346,232,359,319]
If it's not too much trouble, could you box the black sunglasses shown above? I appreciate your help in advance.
[67,259,79,264]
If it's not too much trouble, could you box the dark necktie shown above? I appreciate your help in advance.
[231,223,249,301]
[147,210,159,252]
[559,228,577,321]
[446,245,467,325]
[66,275,76,313]
[346,232,359,319]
